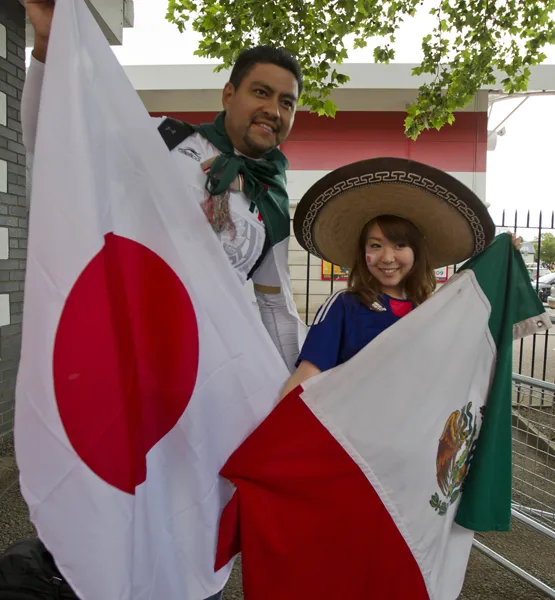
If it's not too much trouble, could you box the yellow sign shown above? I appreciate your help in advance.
[321,261,349,281]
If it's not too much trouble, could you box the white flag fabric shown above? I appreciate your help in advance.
[15,0,288,598]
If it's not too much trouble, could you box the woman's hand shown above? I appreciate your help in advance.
[508,232,523,251]
[280,360,322,400]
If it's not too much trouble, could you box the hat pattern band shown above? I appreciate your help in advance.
[300,170,487,263]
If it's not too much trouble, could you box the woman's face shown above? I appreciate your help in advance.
[365,223,415,295]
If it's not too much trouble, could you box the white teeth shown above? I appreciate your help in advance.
[257,123,273,132]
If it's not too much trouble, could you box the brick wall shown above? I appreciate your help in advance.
[0,0,26,438]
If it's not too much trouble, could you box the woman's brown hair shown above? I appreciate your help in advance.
[347,215,436,310]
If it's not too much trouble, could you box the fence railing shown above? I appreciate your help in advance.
[473,374,555,598]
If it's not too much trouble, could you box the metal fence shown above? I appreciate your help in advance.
[474,374,555,598]
[499,211,555,384]
[299,210,555,382]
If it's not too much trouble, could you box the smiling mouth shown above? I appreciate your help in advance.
[252,122,277,134]
[379,268,400,275]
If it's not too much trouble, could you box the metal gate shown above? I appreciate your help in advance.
[473,374,555,597]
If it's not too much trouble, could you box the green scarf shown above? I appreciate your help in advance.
[194,112,290,247]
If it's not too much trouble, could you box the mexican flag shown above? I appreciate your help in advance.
[217,234,551,600]
[15,0,288,598]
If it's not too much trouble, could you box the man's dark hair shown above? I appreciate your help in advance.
[229,45,304,97]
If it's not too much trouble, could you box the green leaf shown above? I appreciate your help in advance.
[166,0,555,139]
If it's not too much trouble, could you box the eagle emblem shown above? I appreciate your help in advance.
[429,401,478,516]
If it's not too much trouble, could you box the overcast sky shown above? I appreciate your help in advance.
[109,0,555,236]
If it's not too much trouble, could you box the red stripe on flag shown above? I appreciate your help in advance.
[219,387,429,599]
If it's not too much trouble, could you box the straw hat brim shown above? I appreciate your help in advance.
[293,157,495,269]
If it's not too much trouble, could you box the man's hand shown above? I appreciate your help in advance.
[24,0,55,63]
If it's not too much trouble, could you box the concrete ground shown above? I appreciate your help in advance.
[1,431,553,599]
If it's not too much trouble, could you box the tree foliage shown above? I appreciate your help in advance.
[166,0,555,139]
[534,233,555,265]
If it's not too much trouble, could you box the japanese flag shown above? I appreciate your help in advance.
[15,0,287,598]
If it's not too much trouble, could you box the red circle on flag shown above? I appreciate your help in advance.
[53,233,199,495]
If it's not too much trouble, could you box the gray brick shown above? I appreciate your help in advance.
[2,331,22,346]
[0,273,9,282]
[0,367,18,383]
[7,108,18,121]
[7,119,21,133]
[8,239,18,249]
[0,260,19,270]
[10,292,22,302]
[7,30,25,49]
[8,206,26,217]
[8,313,21,325]
[0,60,18,78]
[18,282,24,291]
[7,163,25,177]
[17,239,26,249]
[7,141,25,155]
[0,421,14,436]
[6,74,22,91]
[0,335,21,355]
[0,126,18,143]
[18,218,27,228]
[0,81,17,99]
[1,409,14,425]
[0,400,13,418]
[0,71,6,83]
[7,185,25,196]
[0,206,7,216]
[17,196,27,207]
[7,53,25,71]
[17,47,25,60]
[0,324,21,337]
[9,271,24,281]
[6,95,20,110]
[0,194,20,206]
[0,217,18,228]
[10,303,22,315]
[0,283,18,294]
[9,229,26,239]
[17,154,25,166]
[6,173,18,186]
[0,387,15,405]
[6,42,18,56]
[0,148,18,164]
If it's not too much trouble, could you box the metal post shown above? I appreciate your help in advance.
[473,540,555,598]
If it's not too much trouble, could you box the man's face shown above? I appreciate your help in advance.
[222,62,299,158]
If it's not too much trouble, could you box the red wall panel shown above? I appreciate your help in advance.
[151,111,487,173]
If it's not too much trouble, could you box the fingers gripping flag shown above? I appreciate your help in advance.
[15,0,289,598]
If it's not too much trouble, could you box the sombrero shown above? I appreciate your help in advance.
[293,157,495,269]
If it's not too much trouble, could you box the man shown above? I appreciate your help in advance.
[23,0,305,376]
